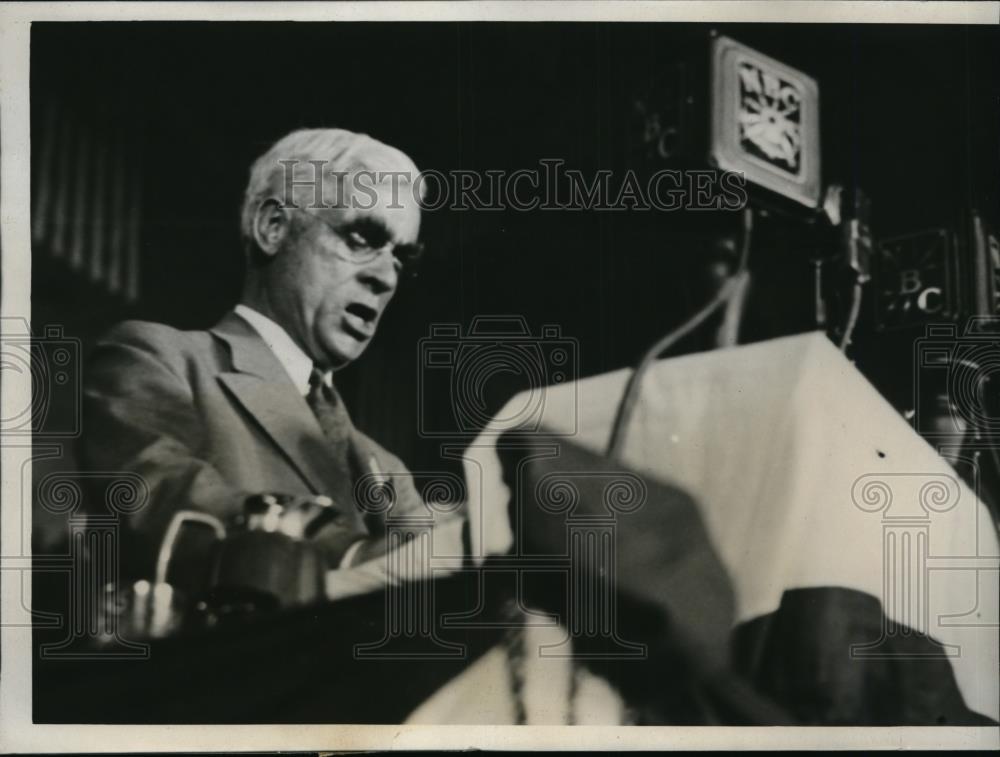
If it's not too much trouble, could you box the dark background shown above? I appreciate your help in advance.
[30,22,999,548]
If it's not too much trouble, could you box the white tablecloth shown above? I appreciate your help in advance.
[461,332,999,721]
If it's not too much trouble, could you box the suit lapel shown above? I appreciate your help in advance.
[210,311,343,496]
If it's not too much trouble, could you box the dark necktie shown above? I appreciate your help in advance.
[306,366,358,502]
[306,366,351,449]
[304,367,369,555]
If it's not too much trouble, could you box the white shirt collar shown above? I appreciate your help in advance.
[234,304,331,395]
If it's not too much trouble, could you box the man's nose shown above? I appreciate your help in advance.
[358,249,398,294]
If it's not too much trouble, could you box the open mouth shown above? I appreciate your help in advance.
[343,302,378,339]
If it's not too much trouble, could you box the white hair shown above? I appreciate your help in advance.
[239,128,421,248]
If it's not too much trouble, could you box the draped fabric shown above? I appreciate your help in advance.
[460,331,1000,724]
[32,97,144,303]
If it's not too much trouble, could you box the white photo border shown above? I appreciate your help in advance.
[2,2,998,752]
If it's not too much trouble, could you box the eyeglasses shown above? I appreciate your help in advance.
[288,203,424,277]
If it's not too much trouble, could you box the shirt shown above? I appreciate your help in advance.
[234,304,332,395]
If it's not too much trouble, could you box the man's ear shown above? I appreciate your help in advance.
[252,198,291,257]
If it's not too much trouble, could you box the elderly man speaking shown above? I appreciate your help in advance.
[80,129,439,601]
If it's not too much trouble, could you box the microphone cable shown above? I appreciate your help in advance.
[606,208,753,462]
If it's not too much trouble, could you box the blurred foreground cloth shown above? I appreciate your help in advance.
[450,332,998,725]
[412,435,744,725]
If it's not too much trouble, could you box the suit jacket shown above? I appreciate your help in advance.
[80,311,425,588]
